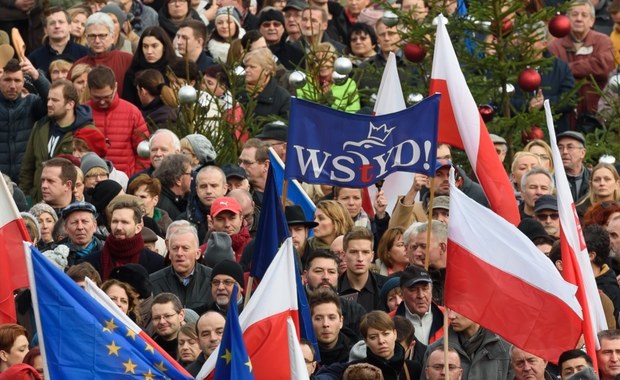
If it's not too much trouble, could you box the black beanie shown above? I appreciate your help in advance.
[109,264,153,299]
[211,260,245,287]
[86,179,123,215]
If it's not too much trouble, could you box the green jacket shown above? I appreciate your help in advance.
[296,77,361,113]
[19,105,96,203]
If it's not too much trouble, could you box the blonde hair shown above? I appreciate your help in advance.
[510,151,542,174]
[315,200,354,237]
[589,163,620,204]
[243,48,277,77]
[524,139,554,173]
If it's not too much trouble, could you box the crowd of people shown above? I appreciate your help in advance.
[1,0,620,378]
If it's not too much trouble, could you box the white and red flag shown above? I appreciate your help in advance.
[0,173,30,323]
[430,14,520,226]
[446,167,583,362]
[544,100,607,367]
[197,238,309,380]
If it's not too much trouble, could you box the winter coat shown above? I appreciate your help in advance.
[150,263,214,314]
[238,77,290,129]
[19,105,96,203]
[87,94,150,176]
[0,73,50,182]
[597,264,620,322]
[28,39,89,76]
[297,77,361,113]
[140,97,178,130]
[71,50,133,96]
[421,327,513,380]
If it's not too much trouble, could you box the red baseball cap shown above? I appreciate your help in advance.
[210,197,242,217]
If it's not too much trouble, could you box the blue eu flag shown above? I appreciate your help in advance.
[27,245,193,379]
[214,286,254,379]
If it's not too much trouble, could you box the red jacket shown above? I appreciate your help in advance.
[548,30,615,115]
[87,95,150,176]
[71,50,133,96]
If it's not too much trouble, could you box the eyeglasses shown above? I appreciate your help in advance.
[238,159,256,166]
[91,90,116,102]
[152,313,178,322]
[86,33,109,41]
[212,279,236,287]
[534,153,550,161]
[558,144,583,152]
[261,21,282,28]
[428,364,461,371]
[351,35,368,42]
[536,213,559,221]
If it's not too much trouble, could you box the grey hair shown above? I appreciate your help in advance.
[521,167,555,193]
[411,219,448,243]
[403,222,425,245]
[570,0,595,18]
[165,220,192,240]
[85,12,114,34]
[168,225,199,247]
[149,128,181,152]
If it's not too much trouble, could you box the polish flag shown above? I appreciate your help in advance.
[544,100,607,367]
[367,52,412,216]
[430,15,520,226]
[0,173,30,323]
[445,168,583,362]
[197,238,308,380]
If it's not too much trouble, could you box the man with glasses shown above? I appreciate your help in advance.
[86,65,149,177]
[258,8,304,70]
[71,12,133,95]
[421,309,512,380]
[557,131,590,201]
[151,225,214,315]
[207,259,245,313]
[238,138,270,208]
[424,346,463,380]
[534,195,560,238]
[150,292,186,358]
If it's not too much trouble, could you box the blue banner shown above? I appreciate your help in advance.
[285,95,440,186]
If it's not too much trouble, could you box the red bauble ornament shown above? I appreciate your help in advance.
[404,42,426,63]
[518,68,542,92]
[548,14,571,38]
[521,126,545,144]
[478,104,494,122]
[491,18,513,37]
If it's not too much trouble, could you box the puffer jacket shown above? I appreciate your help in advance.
[19,104,96,202]
[0,73,50,182]
[87,94,150,176]
[71,50,133,96]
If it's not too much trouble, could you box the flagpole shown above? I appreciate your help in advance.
[444,308,450,380]
[424,177,435,271]
[244,277,253,307]
[282,179,289,210]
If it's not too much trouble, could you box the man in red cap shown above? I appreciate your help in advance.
[19,79,96,203]
[208,196,251,262]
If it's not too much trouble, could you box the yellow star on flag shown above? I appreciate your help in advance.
[126,329,137,340]
[122,358,137,374]
[106,341,121,356]
[245,358,252,372]
[221,349,232,365]
[144,343,155,354]
[102,319,118,333]
[143,369,155,380]
[155,361,167,372]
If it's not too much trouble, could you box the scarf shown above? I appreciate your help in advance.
[69,238,99,259]
[231,227,251,262]
[101,233,144,280]
[459,327,485,359]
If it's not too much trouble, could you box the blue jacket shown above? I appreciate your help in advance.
[28,39,89,76]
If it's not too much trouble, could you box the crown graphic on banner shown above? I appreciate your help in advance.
[368,122,395,143]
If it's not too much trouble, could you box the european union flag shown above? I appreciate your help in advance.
[214,286,254,380]
[26,245,193,379]
[285,96,440,187]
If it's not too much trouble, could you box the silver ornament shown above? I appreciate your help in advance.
[334,57,353,76]
[608,73,620,91]
[234,65,246,76]
[382,11,398,27]
[177,85,197,104]
[407,93,424,105]
[137,140,150,158]
[599,154,616,164]
[332,71,347,86]
[289,70,307,89]
[498,83,515,94]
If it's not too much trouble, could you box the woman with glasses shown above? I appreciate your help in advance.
[345,23,378,66]
[523,139,554,174]
[158,0,202,40]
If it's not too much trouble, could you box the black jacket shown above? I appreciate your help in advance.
[84,247,165,279]
[238,77,290,129]
[150,263,214,314]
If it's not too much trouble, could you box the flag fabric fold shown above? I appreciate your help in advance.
[0,172,30,323]
[25,244,193,379]
[214,285,254,379]
[198,238,304,380]
[430,14,520,226]
[285,96,440,187]
[445,169,583,362]
[544,100,607,365]
[268,149,316,222]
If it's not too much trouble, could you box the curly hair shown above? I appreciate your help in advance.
[101,279,142,325]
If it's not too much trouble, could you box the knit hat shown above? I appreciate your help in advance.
[204,232,235,268]
[183,308,200,324]
[211,259,244,287]
[184,134,217,165]
[100,3,127,25]
[258,8,285,26]
[42,245,70,270]
[216,6,241,28]
[21,212,41,242]
[379,275,401,310]
[108,263,153,299]
[86,179,123,215]
[29,202,59,223]
[74,127,108,157]
[80,152,109,176]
